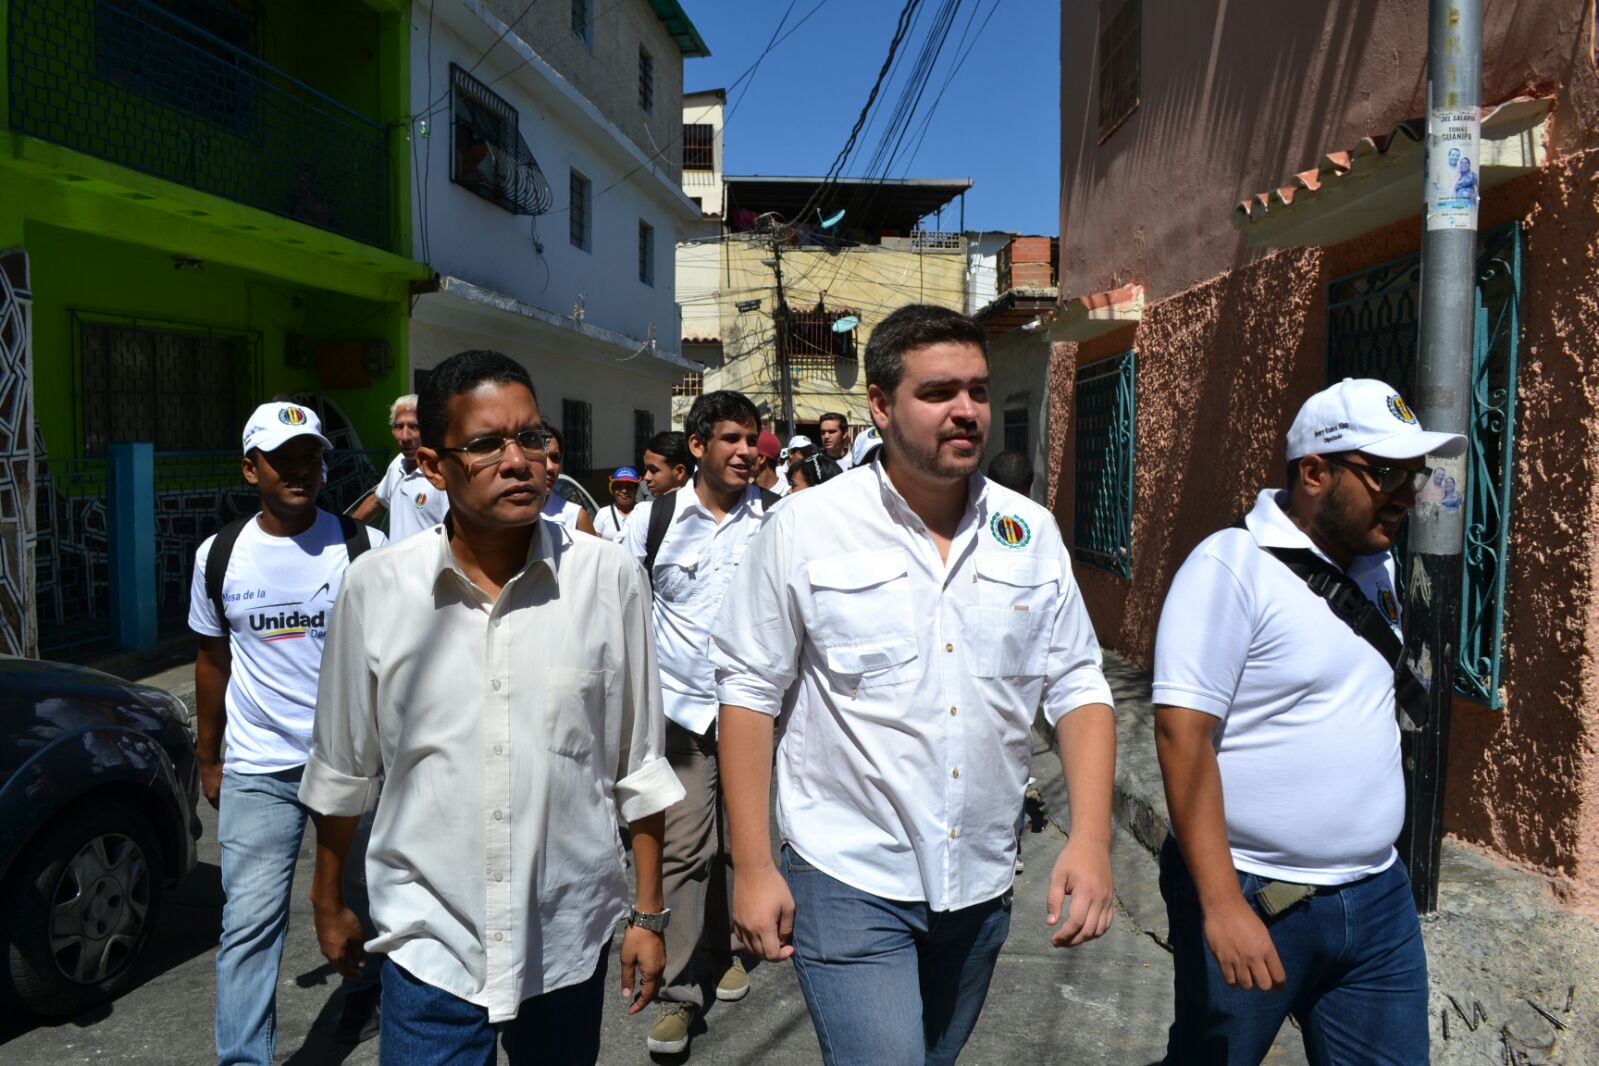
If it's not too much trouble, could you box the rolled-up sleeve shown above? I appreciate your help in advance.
[299,564,382,816]
[1041,538,1116,727]
[712,512,802,717]
[613,559,685,823]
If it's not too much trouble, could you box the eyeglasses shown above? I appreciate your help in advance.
[1323,454,1432,495]
[437,429,548,467]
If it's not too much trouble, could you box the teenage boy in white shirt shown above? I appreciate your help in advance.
[1152,378,1459,1064]
[190,402,386,1066]
[817,411,854,470]
[351,393,449,540]
[299,350,681,1065]
[714,304,1118,1066]
[623,389,775,1056]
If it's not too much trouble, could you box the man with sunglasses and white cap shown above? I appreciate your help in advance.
[1152,377,1465,1064]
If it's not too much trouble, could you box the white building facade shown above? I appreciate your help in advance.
[409,0,708,486]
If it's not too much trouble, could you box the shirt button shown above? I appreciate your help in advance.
[850,687,858,697]
[494,932,504,942]
[949,706,957,716]
[493,809,504,821]
[493,871,504,883]
[945,643,954,653]
[951,769,960,779]
[492,616,501,627]
[949,829,959,839]
[491,679,502,691]
[493,743,504,755]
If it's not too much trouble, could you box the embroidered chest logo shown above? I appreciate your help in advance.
[415,492,428,507]
[1385,395,1417,425]
[278,405,309,426]
[1378,588,1399,623]
[989,513,1032,549]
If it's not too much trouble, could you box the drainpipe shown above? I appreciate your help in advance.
[1404,0,1482,913]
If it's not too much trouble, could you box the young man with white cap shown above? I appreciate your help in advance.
[1152,377,1464,1064]
[775,433,814,488]
[351,393,450,541]
[189,401,386,1065]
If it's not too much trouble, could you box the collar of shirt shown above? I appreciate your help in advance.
[674,477,771,527]
[430,514,563,602]
[1244,489,1390,580]
[869,457,992,575]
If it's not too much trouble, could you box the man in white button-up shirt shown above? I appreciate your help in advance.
[715,305,1118,1066]
[298,351,684,1065]
[623,389,775,1056]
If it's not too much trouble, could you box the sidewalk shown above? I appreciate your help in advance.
[1090,652,1598,1065]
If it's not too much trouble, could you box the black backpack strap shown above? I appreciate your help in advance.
[204,515,253,629]
[337,512,370,564]
[758,487,783,511]
[642,490,679,590]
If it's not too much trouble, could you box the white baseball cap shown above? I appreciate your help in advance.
[1286,378,1465,461]
[242,401,332,456]
[786,434,815,452]
[850,426,883,466]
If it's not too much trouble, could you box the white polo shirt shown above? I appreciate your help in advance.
[1152,489,1405,886]
[374,454,449,542]
[712,460,1113,910]
[625,480,774,735]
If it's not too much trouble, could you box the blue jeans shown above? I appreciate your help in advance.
[1159,837,1430,1065]
[215,766,310,1066]
[781,845,1012,1066]
[377,952,609,1066]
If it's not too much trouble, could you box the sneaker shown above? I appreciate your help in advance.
[334,983,381,1045]
[647,1003,695,1054]
[715,956,750,1002]
[1015,856,1025,874]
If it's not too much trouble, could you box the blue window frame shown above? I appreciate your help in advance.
[1325,223,1521,707]
[1073,350,1136,577]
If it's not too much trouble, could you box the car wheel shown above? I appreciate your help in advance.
[2,805,165,1017]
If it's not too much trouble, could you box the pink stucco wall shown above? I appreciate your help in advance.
[1055,2,1599,902]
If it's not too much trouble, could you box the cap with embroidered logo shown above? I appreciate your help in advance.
[786,434,815,454]
[242,402,332,456]
[1286,378,1466,462]
[610,466,641,484]
[850,426,884,467]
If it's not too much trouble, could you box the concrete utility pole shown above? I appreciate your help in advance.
[1404,0,1482,913]
[767,234,797,436]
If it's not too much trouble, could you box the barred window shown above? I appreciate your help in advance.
[786,308,858,375]
[450,64,552,216]
[683,123,715,170]
[80,321,240,456]
[1003,407,1029,454]
[638,220,655,286]
[1097,0,1140,140]
[570,0,592,45]
[569,169,591,251]
[634,409,655,463]
[672,372,703,398]
[562,399,592,478]
[1072,350,1135,577]
[639,48,655,114]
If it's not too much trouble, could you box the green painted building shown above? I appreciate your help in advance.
[0,0,430,657]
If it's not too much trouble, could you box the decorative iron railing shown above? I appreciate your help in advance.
[7,0,392,249]
[1072,350,1136,578]
[34,447,386,660]
[1325,223,1521,707]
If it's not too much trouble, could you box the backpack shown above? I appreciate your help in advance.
[642,487,781,591]
[204,511,371,627]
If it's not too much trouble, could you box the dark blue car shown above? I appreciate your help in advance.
[0,656,201,1016]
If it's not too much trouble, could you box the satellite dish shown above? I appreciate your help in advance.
[831,315,860,333]
[818,208,845,230]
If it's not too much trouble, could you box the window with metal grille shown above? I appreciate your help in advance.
[683,123,715,170]
[570,169,591,251]
[1097,0,1140,140]
[1073,351,1135,577]
[785,308,858,375]
[571,0,592,45]
[78,321,243,456]
[96,0,259,135]
[639,220,655,286]
[450,63,553,216]
[562,399,593,477]
[672,372,703,397]
[1325,223,1521,707]
[1003,407,1029,454]
[634,409,655,463]
[639,48,655,113]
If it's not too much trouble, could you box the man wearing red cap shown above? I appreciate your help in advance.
[752,430,786,497]
[595,467,642,543]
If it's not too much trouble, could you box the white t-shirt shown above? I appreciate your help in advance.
[1152,489,1405,885]
[189,510,387,773]
[374,454,449,542]
[593,503,634,543]
[541,492,584,531]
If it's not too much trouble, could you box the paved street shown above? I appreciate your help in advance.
[0,714,1307,1065]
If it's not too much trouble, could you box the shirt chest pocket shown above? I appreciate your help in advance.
[807,550,920,689]
[652,544,699,604]
[967,555,1060,678]
[544,666,612,761]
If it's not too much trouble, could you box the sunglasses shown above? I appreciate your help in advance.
[1322,454,1433,495]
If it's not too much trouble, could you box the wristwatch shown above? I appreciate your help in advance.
[628,907,671,933]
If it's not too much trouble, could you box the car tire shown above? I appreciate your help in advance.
[2,804,165,1017]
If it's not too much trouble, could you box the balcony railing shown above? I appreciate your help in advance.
[7,0,392,249]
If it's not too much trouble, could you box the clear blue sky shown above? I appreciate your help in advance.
[680,0,1061,236]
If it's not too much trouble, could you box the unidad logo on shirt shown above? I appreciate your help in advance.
[989,513,1031,549]
[1386,395,1418,425]
[278,406,309,426]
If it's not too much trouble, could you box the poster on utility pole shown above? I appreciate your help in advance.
[1424,107,1481,231]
